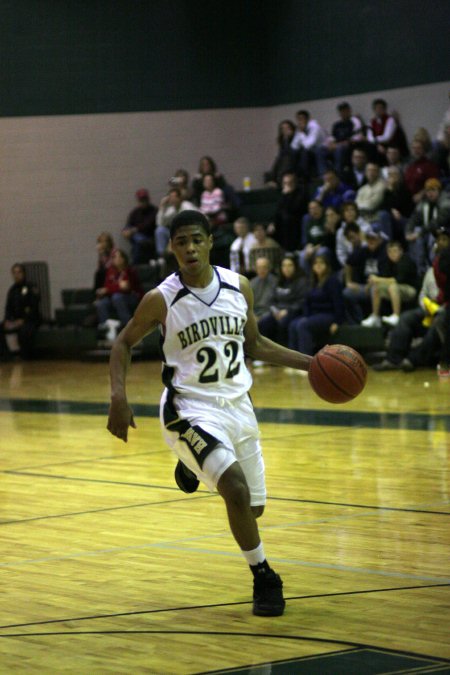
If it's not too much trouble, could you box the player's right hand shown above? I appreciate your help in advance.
[107,398,137,442]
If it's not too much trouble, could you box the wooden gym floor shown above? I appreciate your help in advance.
[0,359,449,674]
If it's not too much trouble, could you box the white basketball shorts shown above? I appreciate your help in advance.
[160,390,266,506]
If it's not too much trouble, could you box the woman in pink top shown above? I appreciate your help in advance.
[199,174,228,225]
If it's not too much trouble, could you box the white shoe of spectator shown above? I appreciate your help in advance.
[361,314,381,328]
[105,319,121,342]
[382,313,400,327]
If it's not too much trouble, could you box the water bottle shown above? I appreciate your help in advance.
[243,176,251,191]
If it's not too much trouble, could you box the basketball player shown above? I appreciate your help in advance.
[107,210,312,616]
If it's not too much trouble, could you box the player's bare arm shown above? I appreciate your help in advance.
[239,275,312,371]
[107,288,167,442]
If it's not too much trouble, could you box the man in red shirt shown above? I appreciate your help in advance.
[404,140,440,203]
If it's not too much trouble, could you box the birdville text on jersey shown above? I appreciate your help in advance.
[177,315,246,349]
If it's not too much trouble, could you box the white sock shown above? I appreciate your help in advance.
[241,542,265,566]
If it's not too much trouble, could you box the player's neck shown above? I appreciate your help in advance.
[181,264,214,289]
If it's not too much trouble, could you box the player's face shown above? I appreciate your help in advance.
[171,225,213,279]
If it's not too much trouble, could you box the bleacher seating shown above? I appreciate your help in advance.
[330,325,385,354]
[35,325,97,357]
[236,188,280,223]
[55,288,95,327]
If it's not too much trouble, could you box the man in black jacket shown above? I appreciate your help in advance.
[1,264,41,359]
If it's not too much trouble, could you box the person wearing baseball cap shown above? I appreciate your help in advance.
[405,176,450,275]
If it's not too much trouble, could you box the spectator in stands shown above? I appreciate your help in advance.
[380,166,414,244]
[291,110,326,179]
[270,172,307,252]
[264,120,298,188]
[94,232,117,290]
[356,162,386,218]
[366,98,408,161]
[373,227,450,372]
[436,230,450,378]
[191,156,226,202]
[169,169,192,201]
[250,256,279,319]
[313,169,349,209]
[412,127,433,155]
[82,232,118,329]
[95,249,144,339]
[323,206,342,271]
[191,156,239,218]
[288,253,345,356]
[381,146,406,180]
[0,263,41,359]
[433,115,450,178]
[361,240,418,328]
[122,188,158,265]
[341,147,368,191]
[298,200,331,273]
[248,222,282,274]
[405,178,450,276]
[229,217,257,275]
[336,203,371,269]
[199,173,228,226]
[404,139,440,204]
[317,102,364,175]
[258,254,309,346]
[155,187,198,257]
[356,163,390,235]
[344,225,388,324]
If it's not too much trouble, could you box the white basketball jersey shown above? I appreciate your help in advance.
[158,266,253,402]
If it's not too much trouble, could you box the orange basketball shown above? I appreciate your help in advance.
[308,344,367,404]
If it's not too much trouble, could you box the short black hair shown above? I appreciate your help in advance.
[344,222,361,236]
[337,101,350,111]
[372,98,387,109]
[296,109,310,119]
[170,210,211,239]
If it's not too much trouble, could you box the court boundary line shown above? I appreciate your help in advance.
[197,646,450,675]
[1,397,449,431]
[0,629,450,675]
[4,468,450,517]
[0,582,448,631]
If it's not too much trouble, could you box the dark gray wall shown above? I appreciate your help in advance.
[267,0,449,103]
[1,0,448,116]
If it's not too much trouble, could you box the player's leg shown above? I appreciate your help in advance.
[216,462,259,550]
[160,392,285,615]
[216,461,285,617]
